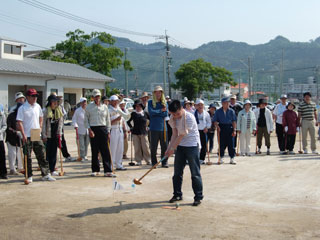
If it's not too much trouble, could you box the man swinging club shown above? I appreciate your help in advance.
[165,100,203,206]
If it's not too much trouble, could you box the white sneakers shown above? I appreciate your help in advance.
[42,174,56,181]
[312,151,318,154]
[65,156,76,162]
[91,172,99,177]
[51,171,59,176]
[104,172,117,178]
[27,177,33,183]
[304,150,318,154]
[230,158,237,165]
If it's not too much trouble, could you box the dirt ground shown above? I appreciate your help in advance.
[1,127,320,240]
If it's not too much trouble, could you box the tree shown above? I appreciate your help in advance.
[173,58,236,100]
[38,29,133,77]
[105,83,120,97]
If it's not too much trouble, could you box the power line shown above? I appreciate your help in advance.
[18,0,164,38]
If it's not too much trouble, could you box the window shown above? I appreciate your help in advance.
[3,44,21,55]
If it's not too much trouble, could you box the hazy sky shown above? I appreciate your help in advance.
[1,0,320,50]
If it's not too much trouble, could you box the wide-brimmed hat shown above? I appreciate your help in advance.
[133,100,144,109]
[258,98,268,105]
[92,89,101,97]
[286,102,296,109]
[153,86,163,92]
[15,92,25,101]
[140,92,149,99]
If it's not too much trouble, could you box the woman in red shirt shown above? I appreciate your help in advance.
[282,102,299,154]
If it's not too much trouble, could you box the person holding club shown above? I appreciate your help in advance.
[108,95,130,171]
[85,89,114,177]
[213,97,237,164]
[254,98,274,155]
[127,100,151,166]
[165,100,203,206]
[194,99,211,164]
[42,95,64,176]
[16,88,55,183]
[72,97,89,162]
[236,100,257,156]
[207,104,216,153]
[273,94,288,154]
[148,86,169,168]
[282,102,299,154]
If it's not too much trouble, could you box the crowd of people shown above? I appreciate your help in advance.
[0,86,319,206]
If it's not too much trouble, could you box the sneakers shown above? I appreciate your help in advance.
[122,155,129,159]
[281,151,287,155]
[241,153,246,156]
[257,148,262,154]
[230,158,237,165]
[51,171,59,176]
[27,177,33,183]
[312,151,318,154]
[146,161,151,165]
[246,153,252,157]
[289,151,295,155]
[9,170,19,175]
[304,149,308,154]
[104,172,116,178]
[65,156,76,162]
[267,149,270,155]
[192,200,201,206]
[0,175,8,179]
[169,196,183,203]
[199,160,205,165]
[116,167,127,171]
[42,174,56,181]
[91,172,100,177]
[136,162,142,166]
[161,164,169,168]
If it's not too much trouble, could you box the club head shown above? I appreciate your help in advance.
[133,178,142,185]
[59,172,65,176]
[236,153,240,156]
[298,151,303,154]
[206,162,213,165]
[77,158,82,162]
[24,179,29,185]
[129,162,136,166]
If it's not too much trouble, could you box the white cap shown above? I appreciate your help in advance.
[243,99,252,105]
[119,100,125,105]
[183,97,188,101]
[195,99,204,105]
[15,92,25,101]
[79,97,87,103]
[92,89,101,97]
[110,95,119,101]
[280,94,287,99]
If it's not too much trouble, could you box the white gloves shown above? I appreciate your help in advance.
[284,126,288,132]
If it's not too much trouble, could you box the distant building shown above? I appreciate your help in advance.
[0,37,114,111]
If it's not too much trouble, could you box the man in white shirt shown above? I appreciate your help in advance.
[166,100,203,206]
[16,88,55,183]
[108,95,131,171]
[194,99,211,164]
[273,94,288,154]
[72,97,89,161]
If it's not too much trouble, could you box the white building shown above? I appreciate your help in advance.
[0,37,114,111]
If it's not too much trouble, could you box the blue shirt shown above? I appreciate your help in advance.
[213,108,237,125]
[148,99,168,131]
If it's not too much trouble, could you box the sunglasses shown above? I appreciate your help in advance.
[28,95,38,98]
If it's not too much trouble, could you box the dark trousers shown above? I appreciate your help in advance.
[285,134,296,151]
[219,124,235,158]
[173,145,203,201]
[150,130,168,166]
[46,137,58,172]
[166,121,172,143]
[208,131,215,152]
[90,126,112,173]
[276,123,285,151]
[0,141,7,177]
[61,132,70,158]
[199,130,207,160]
[24,139,50,177]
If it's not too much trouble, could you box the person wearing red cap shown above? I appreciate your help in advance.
[16,89,55,183]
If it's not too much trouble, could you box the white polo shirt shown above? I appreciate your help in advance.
[16,101,43,137]
[72,107,88,135]
[274,103,287,124]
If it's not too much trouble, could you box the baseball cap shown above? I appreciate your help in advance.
[26,88,38,96]
[79,97,87,103]
[92,89,101,97]
[110,95,119,101]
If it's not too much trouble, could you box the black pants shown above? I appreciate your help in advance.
[150,130,168,166]
[61,132,70,158]
[166,120,172,143]
[46,137,58,172]
[219,124,235,158]
[276,123,285,151]
[199,130,207,161]
[90,126,112,173]
[0,141,7,177]
[285,134,296,151]
[208,131,215,152]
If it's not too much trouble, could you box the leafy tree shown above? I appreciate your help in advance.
[105,83,120,97]
[38,29,133,77]
[173,58,235,100]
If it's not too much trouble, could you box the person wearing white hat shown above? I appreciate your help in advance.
[194,99,211,164]
[9,92,26,113]
[72,97,89,161]
[85,89,114,177]
[148,86,169,167]
[119,100,130,159]
[273,94,288,154]
[108,95,131,170]
[237,100,257,156]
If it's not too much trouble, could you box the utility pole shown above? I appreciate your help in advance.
[248,57,251,100]
[239,69,241,100]
[165,32,172,98]
[280,48,284,95]
[124,47,129,97]
[134,68,138,97]
[162,56,166,95]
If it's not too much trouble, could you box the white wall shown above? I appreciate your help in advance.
[0,40,24,60]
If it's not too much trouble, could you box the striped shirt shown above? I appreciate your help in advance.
[246,112,251,129]
[298,101,316,121]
